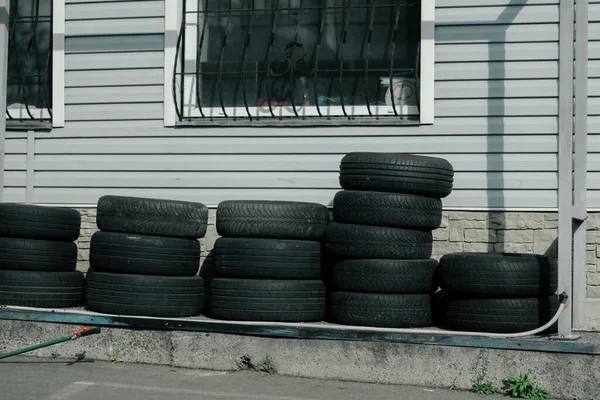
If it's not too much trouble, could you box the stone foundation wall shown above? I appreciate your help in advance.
[75,209,600,299]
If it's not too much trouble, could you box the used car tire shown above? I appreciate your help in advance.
[0,237,77,271]
[90,231,200,276]
[333,190,442,230]
[209,278,326,322]
[329,292,432,328]
[438,252,558,296]
[439,295,560,333]
[97,195,208,238]
[214,237,321,279]
[339,152,454,198]
[85,272,204,317]
[216,200,329,240]
[0,270,84,308]
[324,222,432,260]
[0,203,81,242]
[333,259,438,293]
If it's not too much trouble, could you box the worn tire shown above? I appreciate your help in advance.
[209,279,326,322]
[0,237,77,271]
[333,259,437,293]
[216,200,329,240]
[97,195,208,238]
[339,152,454,198]
[329,292,432,328]
[85,272,204,317]
[0,203,81,242]
[214,238,321,279]
[90,231,200,276]
[333,190,442,230]
[0,270,84,308]
[324,222,432,260]
[439,296,560,333]
[438,253,558,296]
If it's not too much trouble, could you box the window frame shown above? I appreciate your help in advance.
[4,0,65,131]
[163,0,434,127]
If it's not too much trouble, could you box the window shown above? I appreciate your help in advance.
[5,0,64,130]
[166,0,434,126]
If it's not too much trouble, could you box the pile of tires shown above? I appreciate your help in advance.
[0,204,84,308]
[324,152,454,328]
[85,196,208,317]
[435,253,559,333]
[208,200,329,322]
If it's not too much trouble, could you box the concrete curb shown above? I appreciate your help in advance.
[1,320,598,399]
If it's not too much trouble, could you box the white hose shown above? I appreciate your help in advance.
[2,296,568,339]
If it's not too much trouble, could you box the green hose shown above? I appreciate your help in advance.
[0,327,101,360]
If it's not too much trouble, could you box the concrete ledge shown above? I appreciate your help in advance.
[1,319,600,400]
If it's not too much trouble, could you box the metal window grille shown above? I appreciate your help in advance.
[174,0,421,126]
[6,0,53,130]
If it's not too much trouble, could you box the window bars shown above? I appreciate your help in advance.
[174,0,421,125]
[5,0,53,129]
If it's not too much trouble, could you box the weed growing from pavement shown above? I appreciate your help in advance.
[504,372,550,399]
[471,379,497,395]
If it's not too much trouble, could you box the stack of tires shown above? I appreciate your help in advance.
[209,200,329,322]
[324,152,454,328]
[85,196,208,317]
[436,253,559,333]
[0,204,84,308]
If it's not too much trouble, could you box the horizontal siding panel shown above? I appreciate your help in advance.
[436,0,558,7]
[435,61,558,80]
[49,117,558,137]
[34,136,558,154]
[65,34,164,53]
[5,138,26,154]
[65,86,163,104]
[435,5,558,25]
[2,188,26,203]
[33,171,558,190]
[34,153,558,173]
[67,17,164,36]
[435,99,557,117]
[590,23,600,40]
[65,52,163,70]
[32,188,558,209]
[65,1,164,20]
[4,172,27,188]
[65,103,163,121]
[435,24,558,44]
[590,98,600,116]
[436,80,558,99]
[65,69,163,87]
[436,42,558,63]
[5,155,27,171]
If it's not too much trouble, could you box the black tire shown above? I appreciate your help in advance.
[85,272,204,317]
[216,200,329,240]
[339,152,454,198]
[209,279,326,322]
[438,253,558,297]
[0,203,81,242]
[214,238,321,279]
[90,231,200,276]
[0,270,84,308]
[439,296,560,333]
[0,237,77,272]
[324,222,432,260]
[97,195,208,239]
[333,190,442,230]
[329,292,432,328]
[333,259,438,294]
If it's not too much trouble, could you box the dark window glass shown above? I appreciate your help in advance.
[6,0,53,121]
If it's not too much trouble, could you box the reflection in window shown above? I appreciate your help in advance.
[6,0,53,123]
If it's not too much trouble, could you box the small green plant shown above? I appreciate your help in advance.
[111,349,121,364]
[258,355,275,374]
[504,372,550,399]
[471,379,497,395]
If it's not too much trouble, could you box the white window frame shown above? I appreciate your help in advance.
[163,0,434,126]
[5,0,65,128]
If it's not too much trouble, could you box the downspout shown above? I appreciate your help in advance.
[0,0,9,203]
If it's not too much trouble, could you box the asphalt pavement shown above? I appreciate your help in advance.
[0,356,506,400]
